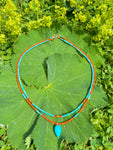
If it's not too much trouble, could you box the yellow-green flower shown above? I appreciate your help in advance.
[0,0,22,38]
[54,5,67,22]
[0,34,6,43]
[40,16,52,27]
[70,0,77,7]
[28,20,39,31]
[29,0,40,11]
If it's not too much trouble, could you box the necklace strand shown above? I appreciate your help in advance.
[16,35,95,137]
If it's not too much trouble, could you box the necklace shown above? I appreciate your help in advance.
[16,35,95,138]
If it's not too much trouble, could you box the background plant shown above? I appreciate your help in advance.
[0,0,113,149]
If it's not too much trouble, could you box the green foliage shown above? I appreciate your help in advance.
[0,0,112,150]
[0,125,18,150]
[0,0,22,45]
[1,0,113,63]
[97,63,113,101]
[0,0,22,63]
[90,104,113,150]
[0,27,107,149]
[69,0,113,42]
[0,127,5,137]
[25,136,32,149]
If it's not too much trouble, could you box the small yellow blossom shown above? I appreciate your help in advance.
[91,14,101,26]
[75,11,86,23]
[24,8,29,14]
[55,5,60,9]
[28,20,39,31]
[29,0,40,11]
[0,34,6,43]
[41,16,52,27]
[98,4,107,11]
[55,5,67,22]
[88,1,93,5]
[78,5,84,10]
[0,0,21,40]
[70,0,77,7]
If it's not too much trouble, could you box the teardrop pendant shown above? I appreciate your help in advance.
[54,125,61,138]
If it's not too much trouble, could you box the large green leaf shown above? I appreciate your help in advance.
[0,27,107,150]
[12,27,103,88]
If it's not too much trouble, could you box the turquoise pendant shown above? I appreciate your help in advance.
[54,125,61,138]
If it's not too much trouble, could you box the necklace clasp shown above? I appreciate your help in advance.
[52,35,60,40]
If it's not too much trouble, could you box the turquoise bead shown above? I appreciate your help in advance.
[54,125,61,138]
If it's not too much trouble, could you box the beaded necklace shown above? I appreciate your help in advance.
[16,35,95,138]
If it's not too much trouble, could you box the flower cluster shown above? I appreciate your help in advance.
[73,10,86,23]
[28,20,40,31]
[71,0,113,42]
[1,0,112,49]
[24,0,52,30]
[70,0,77,7]
[0,0,21,41]
[25,0,40,14]
[40,16,52,27]
[28,16,52,31]
[0,34,6,44]
[54,5,67,22]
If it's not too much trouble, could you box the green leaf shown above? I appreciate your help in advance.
[0,128,5,136]
[0,27,107,150]
[108,109,113,114]
[0,140,4,147]
[25,136,32,149]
